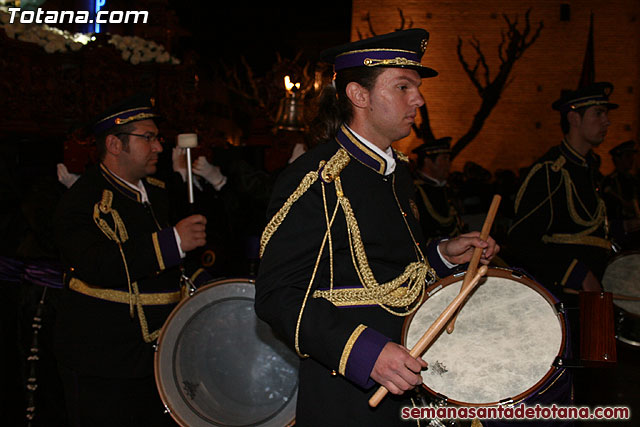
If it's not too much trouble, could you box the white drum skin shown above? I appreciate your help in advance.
[602,252,640,346]
[154,278,298,427]
[404,268,567,406]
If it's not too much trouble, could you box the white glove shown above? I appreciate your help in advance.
[57,163,79,189]
[192,156,226,190]
[172,147,188,182]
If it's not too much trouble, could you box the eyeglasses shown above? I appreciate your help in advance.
[117,132,164,144]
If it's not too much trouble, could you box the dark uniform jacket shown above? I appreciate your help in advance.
[506,139,612,296]
[413,172,464,241]
[255,125,453,426]
[53,164,184,378]
[601,170,640,250]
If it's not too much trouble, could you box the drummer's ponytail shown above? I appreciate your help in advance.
[308,67,383,147]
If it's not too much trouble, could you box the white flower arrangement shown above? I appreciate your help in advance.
[0,9,86,52]
[108,34,178,65]
[0,8,179,64]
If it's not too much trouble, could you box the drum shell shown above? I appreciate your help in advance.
[402,267,571,409]
[602,251,640,346]
[154,278,298,427]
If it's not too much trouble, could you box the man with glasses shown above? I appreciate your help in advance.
[53,94,207,426]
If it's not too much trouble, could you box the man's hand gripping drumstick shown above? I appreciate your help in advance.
[368,265,490,408]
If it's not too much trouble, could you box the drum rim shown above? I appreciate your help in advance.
[402,267,568,407]
[605,249,640,266]
[154,277,297,427]
[602,251,640,317]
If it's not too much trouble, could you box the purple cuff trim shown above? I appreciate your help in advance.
[156,228,181,269]
[335,50,419,71]
[564,260,589,290]
[344,327,391,389]
[426,238,454,278]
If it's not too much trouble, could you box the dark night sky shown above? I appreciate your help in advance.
[167,1,353,74]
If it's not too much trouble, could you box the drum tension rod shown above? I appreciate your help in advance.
[553,356,584,368]
[554,301,578,314]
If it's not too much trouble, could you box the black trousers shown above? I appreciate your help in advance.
[58,364,176,427]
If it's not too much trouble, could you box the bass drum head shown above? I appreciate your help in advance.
[602,251,640,316]
[155,278,298,426]
[403,268,567,406]
[602,251,640,346]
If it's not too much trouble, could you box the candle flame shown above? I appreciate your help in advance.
[284,75,301,92]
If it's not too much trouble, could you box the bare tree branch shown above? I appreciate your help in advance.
[396,8,406,31]
[359,8,413,38]
[448,9,543,158]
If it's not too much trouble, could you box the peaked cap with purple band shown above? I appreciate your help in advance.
[412,136,452,156]
[320,28,438,78]
[92,93,160,135]
[551,81,618,113]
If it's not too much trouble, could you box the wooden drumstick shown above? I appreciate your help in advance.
[368,265,489,408]
[446,194,501,334]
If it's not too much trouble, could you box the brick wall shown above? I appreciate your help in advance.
[351,0,640,176]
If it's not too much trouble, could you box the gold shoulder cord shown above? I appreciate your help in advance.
[260,148,434,358]
[414,182,456,227]
[511,156,609,246]
[511,160,564,233]
[92,189,159,343]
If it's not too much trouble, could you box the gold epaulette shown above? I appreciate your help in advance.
[320,148,351,182]
[551,155,566,172]
[145,176,166,189]
[94,190,129,243]
[260,148,351,257]
[393,148,409,163]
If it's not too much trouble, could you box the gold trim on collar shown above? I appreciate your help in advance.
[99,163,142,203]
[562,139,587,164]
[341,126,386,174]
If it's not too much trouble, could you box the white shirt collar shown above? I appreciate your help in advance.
[109,169,149,203]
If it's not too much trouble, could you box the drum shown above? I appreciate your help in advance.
[403,268,570,407]
[154,278,298,426]
[602,252,640,346]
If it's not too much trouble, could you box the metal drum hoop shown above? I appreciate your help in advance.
[154,277,298,427]
[402,267,569,407]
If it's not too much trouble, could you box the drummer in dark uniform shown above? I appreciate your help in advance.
[601,140,640,250]
[53,94,207,426]
[506,82,617,298]
[412,136,465,240]
[255,29,499,426]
